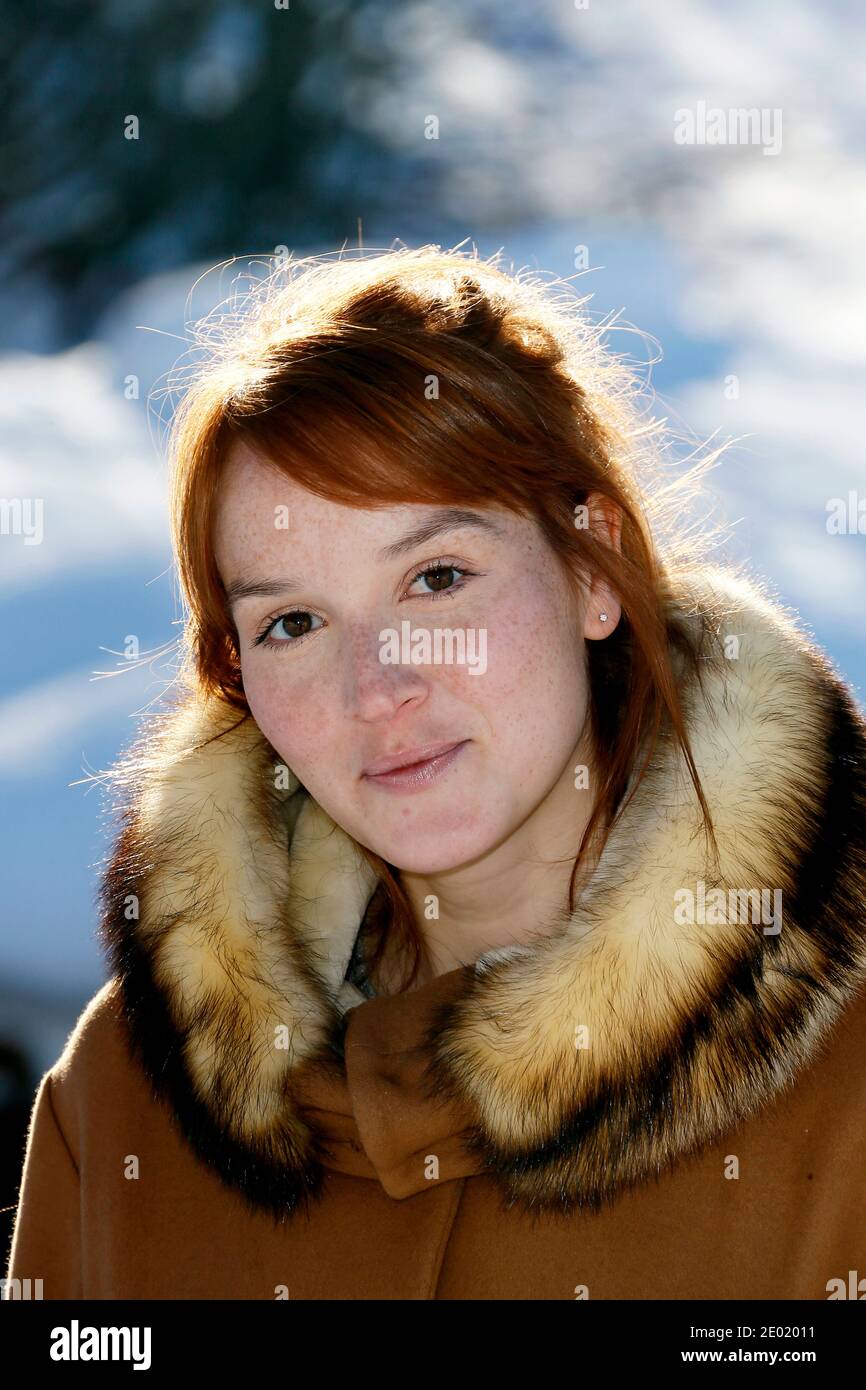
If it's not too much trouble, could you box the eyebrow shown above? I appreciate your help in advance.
[224,507,507,611]
[223,503,508,606]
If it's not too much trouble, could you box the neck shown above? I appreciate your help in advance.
[373,730,600,995]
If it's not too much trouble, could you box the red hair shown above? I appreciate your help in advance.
[166,244,722,990]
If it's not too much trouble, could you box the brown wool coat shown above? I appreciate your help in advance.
[5,565,866,1300]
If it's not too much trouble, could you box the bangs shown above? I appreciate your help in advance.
[216,325,576,518]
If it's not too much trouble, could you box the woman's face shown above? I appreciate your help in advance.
[213,440,601,875]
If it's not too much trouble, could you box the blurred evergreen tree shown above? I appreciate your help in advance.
[0,0,400,342]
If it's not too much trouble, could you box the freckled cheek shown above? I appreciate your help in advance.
[241,660,335,768]
[484,580,574,674]
[476,590,585,742]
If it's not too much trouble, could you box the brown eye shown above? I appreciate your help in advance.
[423,565,456,592]
[409,563,473,599]
[278,613,313,638]
[256,610,323,647]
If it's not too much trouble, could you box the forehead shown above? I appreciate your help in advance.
[217,439,308,508]
[213,438,522,557]
[213,443,370,562]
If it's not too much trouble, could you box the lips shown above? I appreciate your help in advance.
[361,740,470,794]
[362,740,466,777]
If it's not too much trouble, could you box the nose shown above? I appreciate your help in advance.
[344,618,432,722]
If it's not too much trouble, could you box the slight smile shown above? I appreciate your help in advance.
[361,740,470,793]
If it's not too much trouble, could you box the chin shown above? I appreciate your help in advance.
[366,820,501,875]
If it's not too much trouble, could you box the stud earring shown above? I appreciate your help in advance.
[599,612,609,623]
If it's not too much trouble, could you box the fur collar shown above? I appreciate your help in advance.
[98,565,866,1219]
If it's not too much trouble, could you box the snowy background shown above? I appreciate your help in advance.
[2,0,864,1081]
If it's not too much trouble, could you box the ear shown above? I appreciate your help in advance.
[581,493,623,641]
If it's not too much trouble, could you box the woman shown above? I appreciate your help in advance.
[6,245,866,1300]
